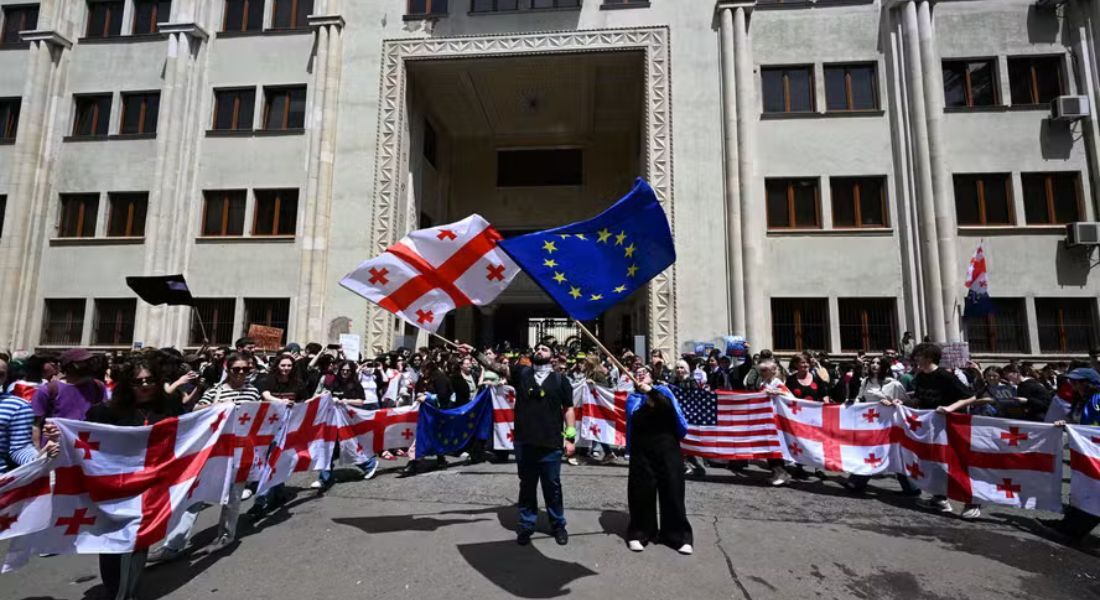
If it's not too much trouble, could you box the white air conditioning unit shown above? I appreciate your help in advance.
[1052,95,1090,121]
[1066,222,1100,247]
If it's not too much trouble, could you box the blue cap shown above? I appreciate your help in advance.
[1066,368,1100,386]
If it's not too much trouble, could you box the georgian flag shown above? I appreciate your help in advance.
[963,242,993,317]
[490,385,517,451]
[340,215,519,332]
[951,414,1062,511]
[335,404,419,464]
[891,407,950,495]
[1067,424,1100,517]
[257,395,338,495]
[575,383,628,447]
[0,454,54,541]
[227,401,289,484]
[773,399,894,474]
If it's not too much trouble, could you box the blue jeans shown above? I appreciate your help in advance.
[516,444,565,534]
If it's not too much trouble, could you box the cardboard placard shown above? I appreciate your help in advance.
[940,342,971,370]
[247,324,285,351]
[339,334,362,362]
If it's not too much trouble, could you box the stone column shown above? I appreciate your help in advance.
[1071,0,1100,219]
[717,5,746,337]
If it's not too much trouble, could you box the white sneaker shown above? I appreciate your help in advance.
[677,544,694,555]
[918,497,954,513]
[961,506,981,520]
[627,540,644,552]
[309,480,323,490]
[459,452,470,462]
[240,488,253,501]
[567,457,581,466]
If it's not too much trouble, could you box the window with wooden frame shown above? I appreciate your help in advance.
[831,176,888,228]
[0,98,19,141]
[243,298,290,343]
[58,194,99,238]
[407,0,448,17]
[271,0,311,28]
[212,88,256,131]
[92,298,136,346]
[1021,172,1081,225]
[223,0,265,32]
[943,59,998,108]
[965,298,1029,354]
[766,178,821,229]
[72,94,112,137]
[1,4,39,45]
[771,298,829,352]
[120,92,160,135]
[953,174,1013,226]
[1008,56,1065,106]
[1036,298,1099,354]
[201,190,246,236]
[762,66,815,114]
[262,86,306,130]
[471,0,518,11]
[132,0,171,34]
[41,299,86,345]
[190,298,236,345]
[824,64,878,112]
[85,0,124,38]
[106,192,148,237]
[252,189,298,236]
[838,298,897,353]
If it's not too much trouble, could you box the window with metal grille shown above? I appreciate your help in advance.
[42,299,86,345]
[58,194,99,238]
[824,64,878,112]
[93,299,135,346]
[201,190,246,236]
[407,0,447,17]
[0,98,19,141]
[1,4,39,45]
[271,0,311,28]
[766,178,820,229]
[120,92,160,135]
[1008,56,1064,106]
[243,298,289,343]
[954,174,1013,226]
[72,94,112,137]
[252,189,297,236]
[964,298,1029,354]
[212,88,256,130]
[107,192,148,237]
[1036,298,1099,354]
[262,86,306,130]
[1021,172,1081,225]
[771,298,829,352]
[223,0,265,31]
[86,1,123,38]
[838,298,897,353]
[943,59,998,108]
[831,176,887,228]
[132,0,171,34]
[190,298,235,345]
[762,66,815,114]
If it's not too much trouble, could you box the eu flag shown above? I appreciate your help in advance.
[415,388,494,457]
[498,178,675,321]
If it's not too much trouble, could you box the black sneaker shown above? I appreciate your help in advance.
[517,531,533,546]
[554,528,569,546]
[841,480,866,495]
[398,462,419,478]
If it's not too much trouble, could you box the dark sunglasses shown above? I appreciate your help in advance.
[132,377,157,387]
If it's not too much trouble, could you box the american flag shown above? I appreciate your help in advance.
[672,388,783,460]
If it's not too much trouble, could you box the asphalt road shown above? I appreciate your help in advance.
[2,457,1097,600]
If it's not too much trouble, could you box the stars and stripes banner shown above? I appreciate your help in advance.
[1067,424,1100,517]
[575,383,629,447]
[0,455,53,541]
[335,404,419,464]
[490,385,517,451]
[674,389,783,461]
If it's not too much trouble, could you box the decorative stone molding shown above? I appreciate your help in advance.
[19,30,73,49]
[366,27,677,356]
[156,22,209,41]
[308,15,346,29]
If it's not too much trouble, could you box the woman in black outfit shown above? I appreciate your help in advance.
[327,360,366,401]
[786,355,831,403]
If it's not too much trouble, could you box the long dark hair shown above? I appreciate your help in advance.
[109,356,165,413]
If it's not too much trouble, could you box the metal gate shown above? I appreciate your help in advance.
[528,318,581,350]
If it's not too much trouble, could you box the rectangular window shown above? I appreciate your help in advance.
[132,0,171,34]
[766,178,820,229]
[212,88,256,130]
[58,194,99,238]
[41,299,86,345]
[953,174,1013,226]
[824,64,878,112]
[943,59,998,108]
[0,98,19,141]
[472,0,518,11]
[762,66,815,114]
[1008,56,1064,106]
[223,0,265,32]
[531,0,580,8]
[106,192,148,237]
[244,298,290,344]
[831,176,888,228]
[602,0,648,5]
[1022,172,1081,225]
[86,0,124,38]
[1036,298,1099,354]
[191,298,236,345]
[252,189,298,236]
[262,86,306,130]
[201,190,246,236]
[965,298,1029,354]
[119,92,160,135]
[1,4,39,45]
[72,94,112,137]
[497,148,582,187]
[271,0,311,28]
[407,0,447,16]
[838,298,897,353]
[92,299,136,346]
[771,298,829,352]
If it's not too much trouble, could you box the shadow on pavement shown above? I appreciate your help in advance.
[597,510,630,542]
[333,514,490,533]
[456,539,597,599]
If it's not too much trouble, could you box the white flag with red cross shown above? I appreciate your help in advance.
[334,404,419,464]
[226,401,289,484]
[1067,424,1100,517]
[489,385,517,451]
[891,407,950,495]
[773,398,895,474]
[3,405,235,571]
[576,383,628,447]
[0,454,54,541]
[340,215,519,332]
[257,395,338,495]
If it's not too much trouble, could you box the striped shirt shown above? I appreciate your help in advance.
[197,383,262,408]
[0,395,38,473]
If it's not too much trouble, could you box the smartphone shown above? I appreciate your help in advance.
[326,344,341,350]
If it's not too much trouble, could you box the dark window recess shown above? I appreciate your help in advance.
[497,148,582,187]
[86,1,124,38]
[1022,172,1081,225]
[58,194,99,238]
[132,0,171,34]
[253,189,298,236]
[602,0,648,5]
[1008,56,1065,106]
[954,174,1013,226]
[191,298,236,345]
[42,299,86,345]
[120,92,160,135]
[965,298,1029,354]
[407,0,447,16]
[223,0,265,32]
[1,5,39,45]
[531,0,581,7]
[762,66,815,114]
[0,98,19,141]
[831,177,887,228]
[838,298,897,353]
[106,192,148,237]
[244,298,290,344]
[271,0,312,28]
[212,88,255,130]
[824,64,878,111]
[771,298,829,353]
[472,0,518,10]
[766,178,820,229]
[93,299,136,346]
[943,59,998,108]
[0,195,6,238]
[72,94,112,137]
[202,190,246,236]
[262,86,306,130]
[1036,298,1099,354]
[423,119,437,168]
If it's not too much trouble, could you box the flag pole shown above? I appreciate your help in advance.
[190,306,209,345]
[429,331,460,350]
[574,320,639,386]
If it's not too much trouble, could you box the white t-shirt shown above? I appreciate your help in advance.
[360,371,379,405]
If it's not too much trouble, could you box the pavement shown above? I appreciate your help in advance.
[1,457,1097,600]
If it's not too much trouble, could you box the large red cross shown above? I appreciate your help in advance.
[775,403,891,472]
[336,407,419,455]
[55,507,96,535]
[266,399,339,474]
[378,226,503,315]
[74,432,100,460]
[578,386,628,446]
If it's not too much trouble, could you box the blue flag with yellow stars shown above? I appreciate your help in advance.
[498,178,675,321]
[415,387,494,457]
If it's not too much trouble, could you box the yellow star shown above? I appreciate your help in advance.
[543,258,558,268]
[615,231,627,246]
[569,286,582,299]
[542,240,558,254]
[627,264,639,277]
[558,234,571,239]
[575,233,587,241]
[597,229,612,243]
[624,243,636,258]
[553,272,567,284]
[589,294,604,301]
[614,285,628,294]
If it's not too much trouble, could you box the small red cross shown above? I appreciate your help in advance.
[401,428,415,441]
[437,229,457,241]
[506,429,514,442]
[210,410,227,433]
[906,462,925,480]
[74,432,100,460]
[864,453,884,468]
[237,412,252,426]
[788,441,803,457]
[0,513,17,532]
[505,390,515,405]
[996,478,1021,499]
[862,409,880,424]
[588,424,601,437]
[267,412,280,425]
[787,401,802,415]
[1000,427,1029,447]
[905,414,922,432]
[346,409,357,419]
[369,267,390,285]
[56,508,96,536]
[415,309,434,325]
[486,264,506,282]
[356,443,365,454]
